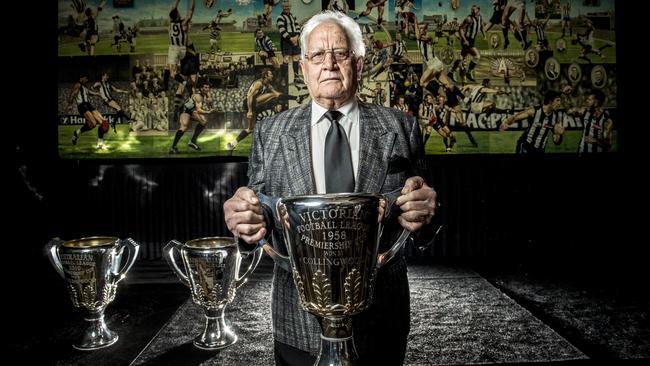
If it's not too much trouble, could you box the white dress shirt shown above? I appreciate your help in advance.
[310,99,360,194]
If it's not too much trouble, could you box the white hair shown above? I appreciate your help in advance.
[299,11,365,61]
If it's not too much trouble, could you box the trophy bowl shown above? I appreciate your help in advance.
[164,236,263,350]
[46,236,140,350]
[258,192,410,366]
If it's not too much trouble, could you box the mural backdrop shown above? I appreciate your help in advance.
[57,0,616,158]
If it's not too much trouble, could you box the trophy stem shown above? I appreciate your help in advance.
[316,317,359,366]
[194,306,238,350]
[74,308,118,351]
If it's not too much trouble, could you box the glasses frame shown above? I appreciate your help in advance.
[304,48,354,65]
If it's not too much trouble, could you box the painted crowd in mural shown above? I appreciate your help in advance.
[57,0,616,158]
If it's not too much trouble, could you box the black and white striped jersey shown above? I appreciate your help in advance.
[579,109,611,153]
[521,106,559,150]
[169,19,187,46]
[256,35,276,52]
[277,11,300,40]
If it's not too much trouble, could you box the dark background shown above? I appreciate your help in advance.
[8,1,647,361]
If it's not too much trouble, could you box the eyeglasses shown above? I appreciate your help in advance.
[305,48,353,64]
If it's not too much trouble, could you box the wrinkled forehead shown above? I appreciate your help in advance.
[307,22,349,49]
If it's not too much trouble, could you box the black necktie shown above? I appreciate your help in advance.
[324,110,355,193]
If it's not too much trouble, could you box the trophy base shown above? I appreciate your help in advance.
[193,331,237,350]
[72,333,119,351]
[73,314,119,350]
[315,335,359,366]
[316,317,360,366]
[193,310,238,350]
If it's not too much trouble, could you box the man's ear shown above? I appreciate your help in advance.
[355,57,364,81]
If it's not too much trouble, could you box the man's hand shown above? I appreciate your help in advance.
[395,176,438,232]
[224,187,266,244]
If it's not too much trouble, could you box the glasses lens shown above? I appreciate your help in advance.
[308,49,350,64]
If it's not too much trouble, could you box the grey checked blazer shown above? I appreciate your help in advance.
[247,100,425,360]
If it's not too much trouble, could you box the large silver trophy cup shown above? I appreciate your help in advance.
[46,236,140,350]
[164,237,263,350]
[258,192,410,366]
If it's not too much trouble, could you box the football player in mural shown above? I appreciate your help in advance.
[502,0,531,50]
[483,0,508,49]
[327,0,349,14]
[173,32,200,108]
[260,0,280,28]
[277,1,303,87]
[460,78,505,115]
[419,93,436,146]
[255,28,281,69]
[575,19,611,64]
[499,90,565,154]
[227,69,307,153]
[561,0,571,38]
[396,0,418,38]
[416,21,455,93]
[80,0,106,56]
[169,82,214,154]
[530,14,550,51]
[566,89,613,154]
[441,83,478,147]
[92,71,131,132]
[448,4,484,83]
[354,0,387,29]
[165,0,196,90]
[204,8,231,53]
[432,93,457,152]
[68,72,110,150]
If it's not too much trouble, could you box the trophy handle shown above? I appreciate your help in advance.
[45,238,66,279]
[256,192,292,272]
[114,238,140,283]
[376,188,411,268]
[233,242,264,289]
[164,239,191,287]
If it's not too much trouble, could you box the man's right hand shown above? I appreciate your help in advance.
[224,187,267,244]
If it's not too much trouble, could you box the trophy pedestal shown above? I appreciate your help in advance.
[74,310,119,350]
[315,316,359,366]
[194,307,238,350]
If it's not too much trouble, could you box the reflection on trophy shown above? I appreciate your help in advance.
[46,236,140,350]
[164,237,263,350]
[259,192,410,366]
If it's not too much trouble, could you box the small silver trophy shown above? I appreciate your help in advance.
[46,236,140,350]
[258,192,410,366]
[164,236,263,350]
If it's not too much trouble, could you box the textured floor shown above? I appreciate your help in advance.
[15,258,650,365]
[131,264,585,366]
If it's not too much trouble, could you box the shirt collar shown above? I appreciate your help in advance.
[310,98,358,127]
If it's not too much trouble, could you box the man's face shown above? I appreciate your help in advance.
[201,84,210,94]
[256,30,263,39]
[586,94,597,109]
[282,2,290,12]
[594,70,603,82]
[300,22,363,107]
[551,97,562,110]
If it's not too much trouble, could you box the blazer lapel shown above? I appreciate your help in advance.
[357,101,395,193]
[280,104,315,195]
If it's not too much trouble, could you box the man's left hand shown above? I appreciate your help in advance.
[395,176,438,232]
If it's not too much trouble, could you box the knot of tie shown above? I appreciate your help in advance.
[324,110,343,123]
[323,109,354,193]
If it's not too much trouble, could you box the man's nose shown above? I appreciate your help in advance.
[322,52,339,69]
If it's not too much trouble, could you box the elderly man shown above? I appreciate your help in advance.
[223,11,438,365]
